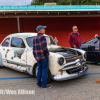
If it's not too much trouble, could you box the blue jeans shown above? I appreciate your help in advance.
[75,47,82,49]
[37,56,49,87]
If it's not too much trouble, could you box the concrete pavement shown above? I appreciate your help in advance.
[0,64,100,100]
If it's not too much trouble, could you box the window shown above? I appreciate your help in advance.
[26,36,56,47]
[26,36,35,47]
[2,38,10,47]
[83,38,99,44]
[11,37,25,48]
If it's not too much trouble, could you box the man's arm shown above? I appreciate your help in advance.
[79,34,81,44]
[78,33,81,45]
[68,34,75,47]
[41,36,49,56]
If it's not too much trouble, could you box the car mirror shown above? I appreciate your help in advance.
[54,37,58,44]
[49,35,53,40]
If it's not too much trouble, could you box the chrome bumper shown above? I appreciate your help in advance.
[52,65,88,81]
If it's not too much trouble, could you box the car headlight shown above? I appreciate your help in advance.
[57,57,64,65]
[84,52,87,59]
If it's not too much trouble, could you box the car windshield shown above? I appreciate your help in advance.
[82,38,99,44]
[26,36,56,47]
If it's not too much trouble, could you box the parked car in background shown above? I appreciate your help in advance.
[0,33,88,82]
[81,37,100,63]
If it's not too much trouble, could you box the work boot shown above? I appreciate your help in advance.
[41,85,52,88]
[96,80,100,83]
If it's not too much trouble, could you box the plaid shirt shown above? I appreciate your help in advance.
[33,33,49,61]
[68,32,81,48]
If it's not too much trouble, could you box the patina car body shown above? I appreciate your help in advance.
[81,37,100,63]
[0,33,88,82]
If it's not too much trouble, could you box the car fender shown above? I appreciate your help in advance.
[49,52,64,75]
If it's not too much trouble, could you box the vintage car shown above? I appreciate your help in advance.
[81,37,100,63]
[0,33,88,82]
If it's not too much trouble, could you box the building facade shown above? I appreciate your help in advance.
[0,5,100,47]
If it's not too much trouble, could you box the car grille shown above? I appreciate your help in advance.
[66,66,85,74]
[65,56,82,63]
[66,59,77,63]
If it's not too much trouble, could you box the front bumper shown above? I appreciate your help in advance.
[52,65,88,81]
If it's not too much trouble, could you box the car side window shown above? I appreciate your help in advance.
[2,38,10,47]
[84,38,98,44]
[11,37,25,48]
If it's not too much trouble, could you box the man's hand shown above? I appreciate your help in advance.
[74,45,76,47]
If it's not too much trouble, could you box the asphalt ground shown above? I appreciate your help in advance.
[0,64,100,100]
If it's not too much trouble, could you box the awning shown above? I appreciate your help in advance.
[0,5,100,18]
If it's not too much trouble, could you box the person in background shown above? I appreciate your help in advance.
[94,34,98,39]
[68,26,81,49]
[33,25,51,88]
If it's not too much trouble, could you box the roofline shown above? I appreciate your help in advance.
[0,5,100,12]
[1,9,100,12]
[0,5,100,18]
[7,33,48,36]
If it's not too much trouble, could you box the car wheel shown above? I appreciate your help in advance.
[35,65,52,83]
[47,69,52,83]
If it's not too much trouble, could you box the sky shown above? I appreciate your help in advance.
[0,0,32,5]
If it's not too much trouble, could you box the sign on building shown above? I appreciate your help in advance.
[44,3,57,5]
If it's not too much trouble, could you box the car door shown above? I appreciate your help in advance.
[0,37,10,67]
[82,38,100,62]
[6,37,27,72]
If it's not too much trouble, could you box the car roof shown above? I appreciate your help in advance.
[6,32,48,39]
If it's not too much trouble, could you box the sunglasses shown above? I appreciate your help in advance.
[74,28,78,30]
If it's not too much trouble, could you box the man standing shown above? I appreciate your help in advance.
[33,25,51,88]
[68,26,81,49]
